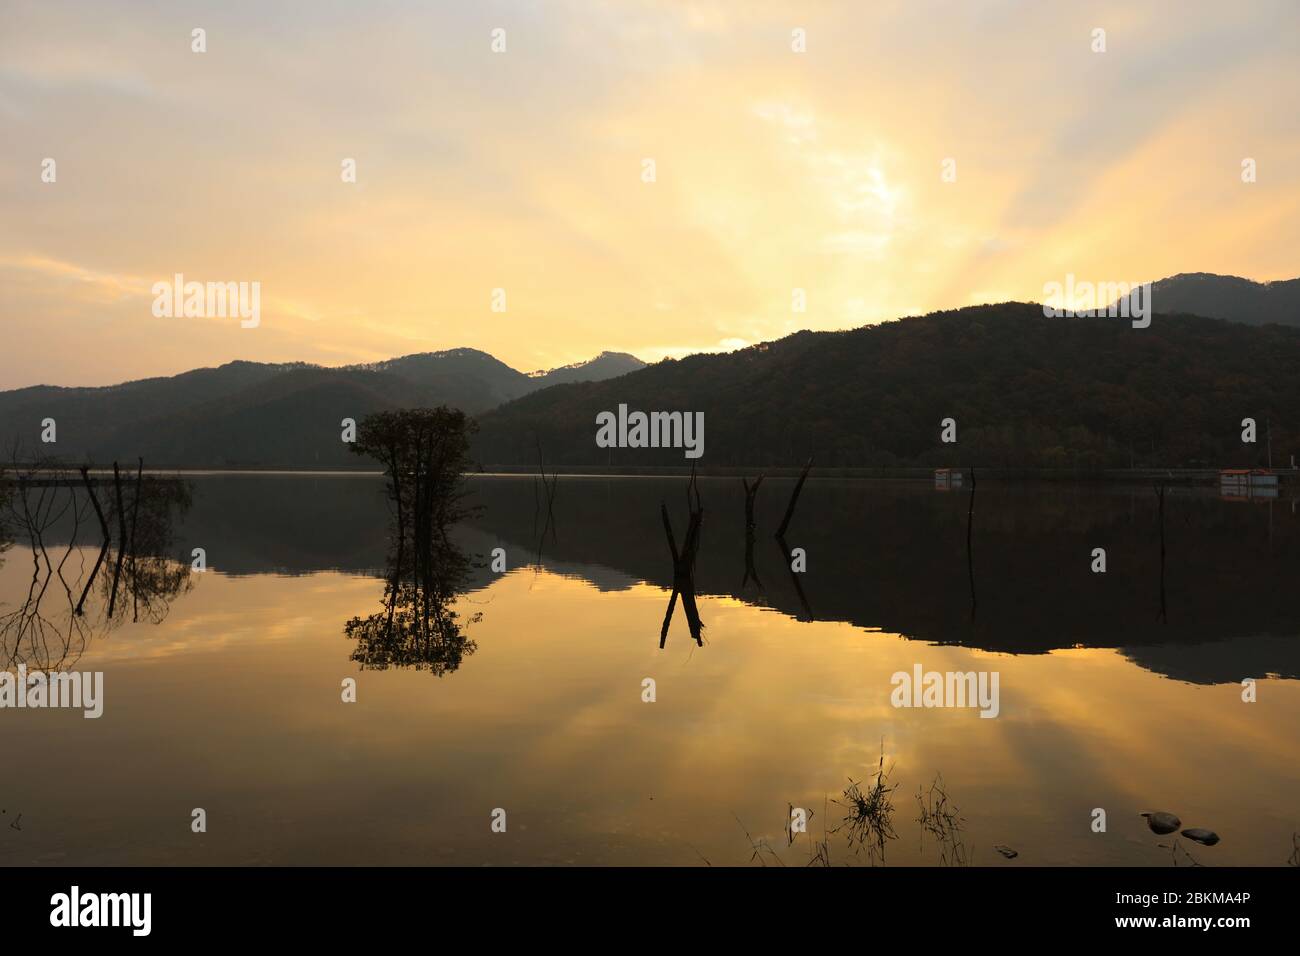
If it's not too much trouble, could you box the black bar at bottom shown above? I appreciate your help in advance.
[1,865,1286,941]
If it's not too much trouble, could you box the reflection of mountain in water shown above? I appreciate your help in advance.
[475,477,1300,684]
[1119,635,1299,686]
[34,474,1300,684]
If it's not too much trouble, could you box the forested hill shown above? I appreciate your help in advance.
[472,304,1300,470]
[0,349,643,468]
[1138,273,1300,327]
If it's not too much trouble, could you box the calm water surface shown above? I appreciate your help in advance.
[2,475,1297,865]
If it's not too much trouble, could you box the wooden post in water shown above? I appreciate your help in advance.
[659,498,704,647]
[742,475,764,532]
[1155,482,1167,623]
[966,467,977,620]
[107,461,127,618]
[775,456,812,540]
[129,457,143,622]
[741,475,764,589]
[75,466,111,616]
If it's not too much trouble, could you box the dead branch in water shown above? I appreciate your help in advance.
[107,461,127,619]
[129,457,143,623]
[775,456,812,540]
[774,533,813,621]
[966,466,977,620]
[741,475,765,589]
[1154,481,1167,624]
[75,466,111,616]
[535,437,558,539]
[742,475,764,531]
[659,481,704,647]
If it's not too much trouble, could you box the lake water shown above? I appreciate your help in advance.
[2,474,1297,866]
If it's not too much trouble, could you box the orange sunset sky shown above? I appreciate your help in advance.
[1,0,1297,388]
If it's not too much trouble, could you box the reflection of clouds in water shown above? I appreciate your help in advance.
[2,564,1296,865]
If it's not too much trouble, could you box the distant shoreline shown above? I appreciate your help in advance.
[7,465,1297,485]
[465,465,1298,485]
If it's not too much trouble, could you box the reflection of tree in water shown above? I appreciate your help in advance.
[1,455,193,671]
[344,545,480,675]
[97,467,193,627]
[344,407,481,676]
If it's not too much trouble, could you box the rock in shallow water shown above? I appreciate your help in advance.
[1181,828,1220,846]
[993,844,1018,859]
[1141,811,1181,835]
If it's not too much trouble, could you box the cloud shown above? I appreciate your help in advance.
[0,0,1296,387]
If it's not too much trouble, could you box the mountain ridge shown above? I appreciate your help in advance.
[0,349,645,466]
[473,301,1300,470]
[1116,272,1300,327]
[3,272,1297,469]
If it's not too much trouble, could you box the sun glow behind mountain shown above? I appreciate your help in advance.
[1,1,1297,389]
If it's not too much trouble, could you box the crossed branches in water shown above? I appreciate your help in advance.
[1,453,191,672]
[2,463,98,671]
[660,467,704,647]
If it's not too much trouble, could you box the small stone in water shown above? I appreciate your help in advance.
[1141,811,1181,835]
[994,844,1018,859]
[1181,828,1220,846]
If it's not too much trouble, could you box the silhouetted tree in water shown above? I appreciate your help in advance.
[346,408,482,674]
[352,407,477,553]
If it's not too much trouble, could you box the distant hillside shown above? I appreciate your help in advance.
[473,304,1300,470]
[0,349,643,467]
[347,349,536,407]
[527,351,646,386]
[1127,273,1300,327]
